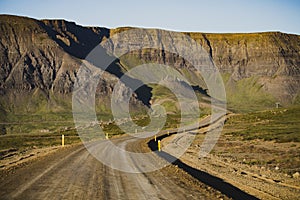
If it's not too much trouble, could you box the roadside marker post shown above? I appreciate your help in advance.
[105,133,109,139]
[158,140,161,152]
[62,134,65,147]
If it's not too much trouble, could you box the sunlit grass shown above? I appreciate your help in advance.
[224,106,300,143]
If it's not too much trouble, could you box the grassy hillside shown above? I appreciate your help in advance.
[224,106,300,142]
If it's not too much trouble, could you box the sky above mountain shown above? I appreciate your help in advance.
[0,0,299,34]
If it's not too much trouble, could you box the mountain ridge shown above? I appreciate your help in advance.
[0,14,299,119]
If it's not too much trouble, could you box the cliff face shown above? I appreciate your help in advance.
[109,28,300,110]
[192,32,300,106]
[0,15,299,116]
[0,15,131,115]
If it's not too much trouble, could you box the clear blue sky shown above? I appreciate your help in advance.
[1,0,299,34]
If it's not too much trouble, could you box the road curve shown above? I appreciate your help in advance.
[0,135,228,200]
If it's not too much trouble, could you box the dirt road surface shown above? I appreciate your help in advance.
[0,113,261,200]
[0,134,233,200]
[0,132,260,200]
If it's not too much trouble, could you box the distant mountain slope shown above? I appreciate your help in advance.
[0,15,137,118]
[187,31,300,109]
[0,14,299,118]
[110,28,300,110]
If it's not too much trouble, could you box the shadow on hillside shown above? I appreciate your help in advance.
[192,85,209,97]
[85,45,153,107]
[40,20,153,107]
[105,59,153,107]
[39,20,109,59]
[148,135,259,200]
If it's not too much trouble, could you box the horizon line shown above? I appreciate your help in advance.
[1,13,300,36]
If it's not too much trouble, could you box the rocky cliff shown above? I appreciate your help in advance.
[0,15,137,117]
[0,15,299,118]
[188,32,300,109]
[109,28,300,110]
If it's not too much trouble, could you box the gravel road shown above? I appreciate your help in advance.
[0,135,229,200]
